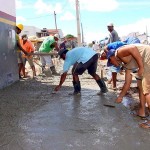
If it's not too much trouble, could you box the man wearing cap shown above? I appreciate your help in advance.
[39,34,60,75]
[107,43,150,129]
[20,34,36,78]
[106,23,121,90]
[107,23,120,44]
[16,24,29,79]
[59,39,67,50]
[103,41,127,90]
[54,47,108,95]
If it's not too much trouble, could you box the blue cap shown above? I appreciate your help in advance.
[107,41,126,50]
[106,49,116,66]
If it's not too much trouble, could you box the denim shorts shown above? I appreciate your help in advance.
[110,65,120,73]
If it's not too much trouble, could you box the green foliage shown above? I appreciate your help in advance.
[65,34,75,39]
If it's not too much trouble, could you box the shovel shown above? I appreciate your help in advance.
[33,60,52,77]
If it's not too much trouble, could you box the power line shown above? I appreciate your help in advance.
[26,14,53,20]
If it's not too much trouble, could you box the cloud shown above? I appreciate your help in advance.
[34,0,62,14]
[16,16,26,22]
[84,18,150,43]
[60,11,75,21]
[116,18,150,37]
[84,31,107,43]
[120,1,150,6]
[16,0,23,9]
[68,0,119,12]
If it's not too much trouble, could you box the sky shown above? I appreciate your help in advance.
[16,0,150,43]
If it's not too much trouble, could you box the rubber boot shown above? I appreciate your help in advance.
[96,79,108,93]
[72,81,81,95]
[50,66,60,76]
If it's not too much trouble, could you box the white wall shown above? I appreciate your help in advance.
[0,0,16,16]
[20,26,41,36]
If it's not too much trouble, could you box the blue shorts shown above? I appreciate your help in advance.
[110,65,120,73]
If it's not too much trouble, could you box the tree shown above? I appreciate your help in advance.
[65,34,75,39]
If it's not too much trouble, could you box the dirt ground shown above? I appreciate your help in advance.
[0,59,150,150]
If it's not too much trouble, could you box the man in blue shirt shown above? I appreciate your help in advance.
[54,47,108,95]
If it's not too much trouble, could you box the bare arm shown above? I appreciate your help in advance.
[54,72,67,91]
[54,42,60,51]
[116,70,132,103]
[17,41,28,55]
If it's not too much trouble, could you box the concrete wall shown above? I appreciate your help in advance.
[0,0,18,89]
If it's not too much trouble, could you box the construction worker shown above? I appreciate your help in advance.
[107,44,150,129]
[16,24,29,79]
[39,34,60,75]
[59,39,67,50]
[106,23,121,90]
[20,34,36,78]
[107,23,120,44]
[54,47,108,95]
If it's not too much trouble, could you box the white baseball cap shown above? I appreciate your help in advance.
[54,34,60,39]
[107,23,114,27]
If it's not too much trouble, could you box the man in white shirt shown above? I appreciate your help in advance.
[92,41,99,51]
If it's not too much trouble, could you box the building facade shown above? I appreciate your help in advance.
[20,25,41,37]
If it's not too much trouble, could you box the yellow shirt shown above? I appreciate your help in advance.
[16,34,21,52]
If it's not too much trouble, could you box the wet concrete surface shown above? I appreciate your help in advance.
[0,75,150,150]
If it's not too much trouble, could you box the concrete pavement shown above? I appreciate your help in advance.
[0,76,150,150]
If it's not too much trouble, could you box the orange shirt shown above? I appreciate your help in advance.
[20,39,35,58]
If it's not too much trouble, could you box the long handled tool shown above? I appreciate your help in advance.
[32,51,58,56]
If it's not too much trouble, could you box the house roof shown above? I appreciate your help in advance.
[47,29,61,36]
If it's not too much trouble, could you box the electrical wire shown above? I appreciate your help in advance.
[26,14,53,20]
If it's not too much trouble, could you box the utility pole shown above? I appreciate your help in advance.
[81,22,84,45]
[54,11,59,36]
[75,0,81,46]
[146,25,148,44]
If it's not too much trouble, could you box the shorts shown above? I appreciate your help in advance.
[142,73,150,94]
[110,65,120,73]
[72,54,98,75]
[22,57,34,67]
[17,52,23,63]
[40,55,53,67]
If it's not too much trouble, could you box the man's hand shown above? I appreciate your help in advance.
[54,72,67,92]
[138,68,143,77]
[115,70,132,103]
[54,85,61,91]
[115,96,123,103]
[24,51,28,55]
